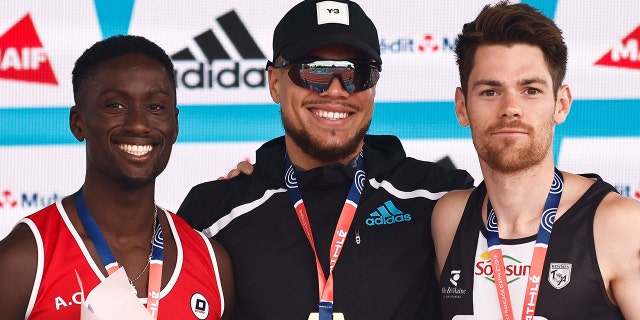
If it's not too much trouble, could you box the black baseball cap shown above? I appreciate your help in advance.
[269,0,381,67]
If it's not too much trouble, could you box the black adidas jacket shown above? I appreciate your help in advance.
[178,135,474,320]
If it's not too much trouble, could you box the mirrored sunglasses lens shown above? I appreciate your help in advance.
[288,61,377,93]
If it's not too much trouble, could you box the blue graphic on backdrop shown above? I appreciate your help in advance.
[2,0,637,167]
[1,100,638,146]
[522,0,558,19]
[94,0,135,38]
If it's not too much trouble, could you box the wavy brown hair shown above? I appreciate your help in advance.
[455,1,567,98]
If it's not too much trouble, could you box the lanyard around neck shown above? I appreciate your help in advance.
[74,189,164,319]
[484,168,564,320]
[284,151,365,320]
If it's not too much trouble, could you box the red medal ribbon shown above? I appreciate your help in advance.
[284,152,365,320]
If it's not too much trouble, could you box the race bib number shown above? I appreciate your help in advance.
[308,312,345,320]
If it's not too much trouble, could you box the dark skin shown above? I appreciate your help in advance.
[0,53,234,319]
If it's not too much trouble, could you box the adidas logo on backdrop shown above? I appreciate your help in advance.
[172,10,266,90]
[366,200,412,226]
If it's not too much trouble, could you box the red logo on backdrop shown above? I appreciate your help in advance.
[0,13,58,85]
[594,25,640,70]
[0,190,18,209]
[417,34,439,52]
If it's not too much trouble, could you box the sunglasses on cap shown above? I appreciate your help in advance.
[269,59,381,94]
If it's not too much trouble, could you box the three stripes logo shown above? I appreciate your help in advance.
[365,200,412,226]
[171,10,266,90]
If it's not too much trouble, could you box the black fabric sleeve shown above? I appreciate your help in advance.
[177,181,222,231]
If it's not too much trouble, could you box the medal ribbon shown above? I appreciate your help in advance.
[284,151,365,320]
[74,189,164,319]
[485,168,564,320]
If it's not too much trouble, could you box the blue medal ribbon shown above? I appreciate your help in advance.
[485,168,564,319]
[73,188,164,318]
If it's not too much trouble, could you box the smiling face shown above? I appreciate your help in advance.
[268,44,375,169]
[455,44,571,173]
[70,53,178,187]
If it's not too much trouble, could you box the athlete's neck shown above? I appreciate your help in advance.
[480,160,557,239]
[80,178,157,238]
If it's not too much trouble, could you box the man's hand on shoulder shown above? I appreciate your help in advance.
[218,161,254,180]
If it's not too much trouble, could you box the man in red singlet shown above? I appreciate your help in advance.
[0,35,234,320]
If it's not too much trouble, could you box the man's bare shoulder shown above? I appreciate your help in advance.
[0,223,38,271]
[434,188,475,219]
[432,188,475,240]
[599,190,640,215]
[432,187,475,279]
[0,223,38,319]
[593,190,640,237]
[592,187,640,317]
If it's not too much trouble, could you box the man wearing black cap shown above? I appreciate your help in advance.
[178,1,473,319]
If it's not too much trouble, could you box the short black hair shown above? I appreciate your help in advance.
[72,35,176,103]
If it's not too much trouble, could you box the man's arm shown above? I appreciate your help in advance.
[431,188,473,281]
[594,192,640,318]
[0,223,39,320]
[210,239,235,320]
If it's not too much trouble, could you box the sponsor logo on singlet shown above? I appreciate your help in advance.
[475,251,531,284]
[365,200,412,226]
[595,25,640,70]
[190,293,210,319]
[54,291,83,310]
[0,13,58,85]
[548,262,572,289]
[450,269,461,286]
[441,269,468,299]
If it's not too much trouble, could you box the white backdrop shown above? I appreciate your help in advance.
[1,0,639,238]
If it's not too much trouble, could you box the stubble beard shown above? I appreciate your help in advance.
[473,119,554,173]
[282,112,370,164]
